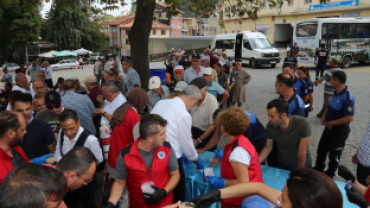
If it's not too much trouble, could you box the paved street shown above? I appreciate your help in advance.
[217,61,370,181]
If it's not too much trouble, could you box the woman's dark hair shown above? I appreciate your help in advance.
[287,168,343,208]
[298,66,310,77]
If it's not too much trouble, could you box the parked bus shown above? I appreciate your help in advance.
[293,17,370,68]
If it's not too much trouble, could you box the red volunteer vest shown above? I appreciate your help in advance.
[109,108,141,168]
[365,187,370,203]
[221,134,263,207]
[0,145,29,185]
[122,139,174,208]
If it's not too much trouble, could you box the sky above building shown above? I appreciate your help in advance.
[40,0,133,18]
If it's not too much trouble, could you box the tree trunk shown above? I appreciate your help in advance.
[128,0,155,91]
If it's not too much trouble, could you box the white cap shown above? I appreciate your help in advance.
[174,81,188,92]
[200,56,210,62]
[148,76,161,89]
[174,65,184,72]
[203,67,213,75]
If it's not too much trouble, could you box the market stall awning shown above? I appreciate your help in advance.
[38,50,59,58]
[72,48,93,55]
[52,50,78,57]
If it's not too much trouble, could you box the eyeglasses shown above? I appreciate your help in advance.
[77,175,93,183]
[47,105,60,110]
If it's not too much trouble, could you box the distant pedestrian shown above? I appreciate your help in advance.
[292,42,300,57]
[1,67,13,85]
[229,62,251,107]
[314,43,331,81]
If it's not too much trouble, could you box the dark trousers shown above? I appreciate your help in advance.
[314,126,350,178]
[191,126,216,151]
[173,158,185,203]
[64,175,97,208]
[45,79,53,89]
[316,64,326,80]
[357,162,370,186]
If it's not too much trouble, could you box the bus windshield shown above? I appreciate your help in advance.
[296,23,318,37]
[249,38,272,49]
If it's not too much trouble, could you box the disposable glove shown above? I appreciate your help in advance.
[214,149,223,160]
[190,189,222,208]
[31,153,53,164]
[345,186,370,208]
[338,164,356,182]
[142,185,167,204]
[193,158,205,170]
[181,153,193,168]
[207,176,226,189]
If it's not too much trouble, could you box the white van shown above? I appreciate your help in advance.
[212,31,281,68]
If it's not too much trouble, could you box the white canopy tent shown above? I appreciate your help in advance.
[38,50,59,58]
[72,48,93,56]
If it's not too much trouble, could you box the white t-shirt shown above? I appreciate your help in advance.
[101,93,127,133]
[229,146,251,166]
[44,67,53,80]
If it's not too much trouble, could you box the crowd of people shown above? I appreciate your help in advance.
[0,45,369,208]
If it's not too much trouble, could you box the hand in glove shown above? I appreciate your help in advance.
[181,153,193,168]
[345,186,370,208]
[31,153,53,164]
[214,149,223,160]
[193,158,205,170]
[142,185,167,204]
[190,189,222,208]
[207,176,226,189]
[338,164,356,182]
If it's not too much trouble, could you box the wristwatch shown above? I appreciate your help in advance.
[198,138,202,144]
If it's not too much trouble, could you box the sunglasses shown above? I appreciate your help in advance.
[47,105,60,110]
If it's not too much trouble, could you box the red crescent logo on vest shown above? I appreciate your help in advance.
[158,151,165,159]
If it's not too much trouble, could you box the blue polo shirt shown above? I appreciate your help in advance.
[280,94,305,117]
[304,76,313,95]
[206,80,225,98]
[244,111,265,142]
[293,76,308,98]
[325,86,355,127]
[184,66,204,83]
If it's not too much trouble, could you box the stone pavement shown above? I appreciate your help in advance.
[217,63,370,181]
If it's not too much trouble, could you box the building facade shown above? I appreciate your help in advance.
[222,0,370,46]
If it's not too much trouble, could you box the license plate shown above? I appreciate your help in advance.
[270,61,276,64]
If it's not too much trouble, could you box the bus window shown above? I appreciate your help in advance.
[339,24,356,39]
[322,23,339,39]
[216,40,223,48]
[223,39,235,49]
[296,23,318,37]
[357,24,370,38]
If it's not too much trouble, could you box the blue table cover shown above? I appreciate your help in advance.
[184,151,357,208]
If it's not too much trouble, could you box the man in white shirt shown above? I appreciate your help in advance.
[189,77,219,151]
[151,85,205,202]
[54,109,102,208]
[95,82,127,133]
[12,73,27,93]
[43,61,53,89]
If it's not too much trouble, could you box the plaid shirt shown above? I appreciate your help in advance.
[358,120,370,167]
[62,91,96,134]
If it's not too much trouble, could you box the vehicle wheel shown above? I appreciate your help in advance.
[250,59,258,69]
[271,64,276,68]
[342,56,351,68]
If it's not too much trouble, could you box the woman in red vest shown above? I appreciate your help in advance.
[207,107,263,208]
[191,168,343,208]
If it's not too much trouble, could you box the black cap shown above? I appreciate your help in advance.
[192,52,200,59]
[45,91,61,107]
[189,77,207,89]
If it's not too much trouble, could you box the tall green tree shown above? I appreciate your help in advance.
[81,6,109,51]
[0,0,41,61]
[47,0,85,50]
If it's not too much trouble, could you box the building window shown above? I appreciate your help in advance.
[288,0,293,5]
[126,29,129,35]
[126,39,130,44]
[264,0,267,8]
[232,31,235,33]
[172,33,175,38]
[224,31,227,34]
[304,0,312,3]
[178,14,181,19]
[112,38,118,44]
[178,34,181,38]
[153,29,156,35]
[172,23,176,29]
[161,30,166,35]
[111,27,118,33]
[178,24,181,29]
